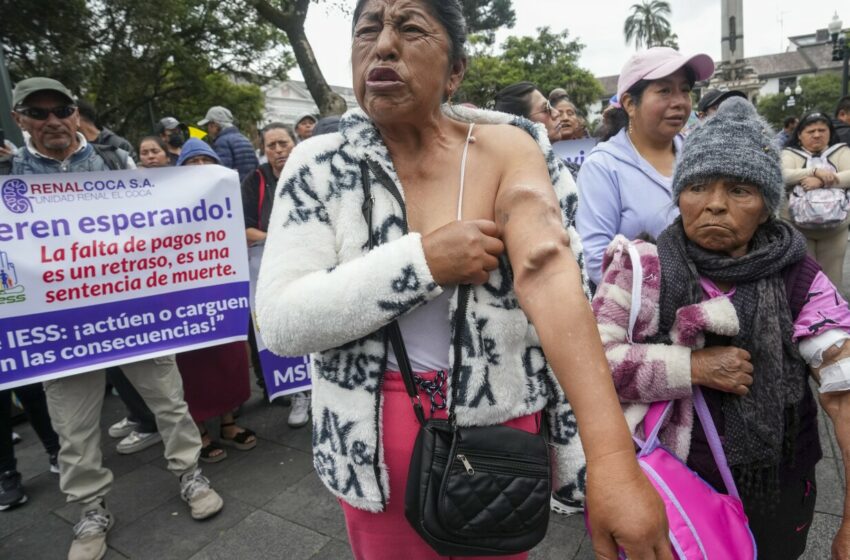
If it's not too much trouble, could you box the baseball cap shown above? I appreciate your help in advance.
[295,113,317,126]
[697,88,747,114]
[157,117,181,131]
[617,47,715,101]
[198,106,233,126]
[12,77,75,107]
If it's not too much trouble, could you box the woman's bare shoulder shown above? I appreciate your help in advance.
[472,123,542,158]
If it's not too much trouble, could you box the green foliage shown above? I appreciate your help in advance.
[624,0,676,50]
[1,0,292,144]
[458,27,603,113]
[756,73,842,129]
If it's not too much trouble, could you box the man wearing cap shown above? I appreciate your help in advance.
[156,116,188,165]
[696,88,747,120]
[3,77,223,560]
[197,106,258,182]
[294,113,317,141]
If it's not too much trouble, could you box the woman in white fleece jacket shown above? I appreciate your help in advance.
[256,1,669,558]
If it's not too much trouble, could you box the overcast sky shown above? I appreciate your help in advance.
[296,0,845,85]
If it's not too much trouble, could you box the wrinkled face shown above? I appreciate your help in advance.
[13,91,79,158]
[798,121,830,153]
[679,179,768,257]
[526,90,561,143]
[295,119,315,139]
[351,0,464,123]
[555,99,579,140]
[139,140,169,168]
[624,68,692,142]
[183,155,217,166]
[263,128,295,176]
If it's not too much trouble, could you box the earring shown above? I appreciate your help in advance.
[629,120,634,135]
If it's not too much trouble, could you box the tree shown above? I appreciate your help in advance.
[251,0,516,116]
[624,0,675,50]
[1,0,292,142]
[458,27,603,113]
[756,73,842,130]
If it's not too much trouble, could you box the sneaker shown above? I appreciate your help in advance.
[180,469,223,520]
[68,500,113,560]
[0,470,27,511]
[107,417,139,439]
[116,431,162,455]
[550,494,584,516]
[12,431,22,444]
[49,453,60,474]
[287,392,310,428]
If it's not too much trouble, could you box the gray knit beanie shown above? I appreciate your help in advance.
[673,97,783,216]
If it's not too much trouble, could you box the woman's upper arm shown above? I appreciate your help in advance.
[781,151,807,186]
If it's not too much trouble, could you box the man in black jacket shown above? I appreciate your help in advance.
[835,96,850,145]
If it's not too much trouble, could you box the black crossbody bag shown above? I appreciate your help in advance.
[360,160,551,556]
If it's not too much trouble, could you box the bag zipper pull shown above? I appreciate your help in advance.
[457,454,474,475]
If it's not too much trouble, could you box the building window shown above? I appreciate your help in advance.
[778,77,798,93]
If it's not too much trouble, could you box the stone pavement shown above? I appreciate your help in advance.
[4,275,850,560]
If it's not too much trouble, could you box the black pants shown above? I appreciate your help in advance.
[247,316,265,391]
[106,367,157,433]
[0,384,60,473]
[745,467,817,560]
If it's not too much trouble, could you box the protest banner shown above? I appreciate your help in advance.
[248,244,311,401]
[0,165,249,390]
[551,138,597,166]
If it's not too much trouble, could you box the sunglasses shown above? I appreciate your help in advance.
[15,105,77,120]
[530,101,558,118]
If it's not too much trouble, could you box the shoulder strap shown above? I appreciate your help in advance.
[91,143,125,171]
[256,169,267,230]
[359,160,426,426]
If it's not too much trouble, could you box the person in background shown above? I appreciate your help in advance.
[695,88,746,120]
[781,111,850,286]
[240,123,306,419]
[293,113,317,141]
[75,99,137,161]
[312,115,341,136]
[494,81,562,144]
[775,116,799,148]
[197,106,258,181]
[576,47,714,287]
[594,96,628,143]
[549,88,588,141]
[176,138,258,461]
[593,97,850,560]
[834,96,850,145]
[137,136,170,168]
[1,384,61,510]
[155,117,187,165]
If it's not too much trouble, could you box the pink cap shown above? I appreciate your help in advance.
[616,47,715,101]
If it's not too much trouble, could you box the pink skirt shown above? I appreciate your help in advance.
[340,371,536,560]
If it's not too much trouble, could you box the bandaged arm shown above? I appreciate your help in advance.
[800,330,850,393]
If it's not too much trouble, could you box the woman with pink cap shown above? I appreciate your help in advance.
[576,47,714,288]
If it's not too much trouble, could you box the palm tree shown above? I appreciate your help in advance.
[624,0,674,50]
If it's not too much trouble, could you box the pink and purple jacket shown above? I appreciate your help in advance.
[591,234,850,461]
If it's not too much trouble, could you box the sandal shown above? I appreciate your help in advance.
[220,423,257,451]
[199,431,227,463]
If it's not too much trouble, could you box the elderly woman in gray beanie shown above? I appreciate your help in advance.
[592,97,850,559]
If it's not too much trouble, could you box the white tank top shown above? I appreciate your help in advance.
[386,123,476,373]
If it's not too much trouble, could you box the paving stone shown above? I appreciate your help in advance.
[263,470,349,541]
[571,535,597,560]
[530,518,585,559]
[54,463,177,528]
[214,440,313,508]
[0,472,67,540]
[0,511,72,560]
[802,512,842,559]
[238,398,314,454]
[816,457,845,516]
[818,406,836,459]
[188,510,329,560]
[309,539,354,560]
[109,494,253,560]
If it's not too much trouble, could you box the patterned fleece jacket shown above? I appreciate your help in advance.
[256,105,589,512]
[591,236,740,460]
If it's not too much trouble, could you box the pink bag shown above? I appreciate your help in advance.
[588,242,756,559]
[633,390,756,559]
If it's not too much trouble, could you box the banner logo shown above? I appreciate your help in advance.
[0,250,26,304]
[2,178,33,214]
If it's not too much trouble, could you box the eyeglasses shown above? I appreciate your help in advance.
[15,105,77,120]
[530,101,558,118]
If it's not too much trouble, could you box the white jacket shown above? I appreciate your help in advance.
[257,106,588,512]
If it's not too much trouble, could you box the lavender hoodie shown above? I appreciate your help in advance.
[576,129,682,285]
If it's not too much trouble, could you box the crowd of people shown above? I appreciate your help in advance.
[4,0,850,559]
